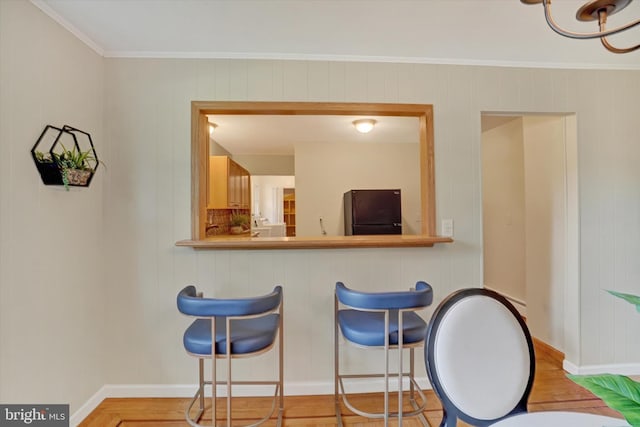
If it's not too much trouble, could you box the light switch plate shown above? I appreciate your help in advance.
[441,219,454,237]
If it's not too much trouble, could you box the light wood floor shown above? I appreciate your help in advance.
[79,341,621,426]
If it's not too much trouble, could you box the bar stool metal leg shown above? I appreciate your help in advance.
[398,310,404,427]
[334,294,343,426]
[212,318,217,427]
[334,282,433,427]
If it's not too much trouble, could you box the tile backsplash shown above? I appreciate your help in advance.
[206,209,250,236]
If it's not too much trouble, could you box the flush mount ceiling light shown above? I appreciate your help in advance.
[208,123,217,135]
[521,0,640,53]
[353,119,377,133]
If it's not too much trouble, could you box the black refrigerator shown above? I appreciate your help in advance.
[343,189,402,235]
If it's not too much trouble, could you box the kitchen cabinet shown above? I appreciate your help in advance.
[209,156,251,209]
[283,188,295,237]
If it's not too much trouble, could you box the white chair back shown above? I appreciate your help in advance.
[425,288,535,426]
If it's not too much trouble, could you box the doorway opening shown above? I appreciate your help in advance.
[480,113,579,366]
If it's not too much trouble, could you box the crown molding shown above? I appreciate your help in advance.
[102,50,640,71]
[30,0,105,56]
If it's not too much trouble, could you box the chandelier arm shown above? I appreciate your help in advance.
[599,37,640,53]
[542,0,640,39]
[598,11,640,54]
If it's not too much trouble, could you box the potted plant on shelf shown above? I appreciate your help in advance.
[54,143,97,189]
[229,213,251,235]
[35,144,98,190]
[568,290,640,427]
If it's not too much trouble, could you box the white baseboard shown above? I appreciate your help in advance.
[70,386,108,427]
[563,359,640,376]
[70,378,433,425]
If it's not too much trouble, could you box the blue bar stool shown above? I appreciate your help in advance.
[334,281,433,427]
[177,285,284,427]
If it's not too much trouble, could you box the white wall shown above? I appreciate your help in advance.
[101,60,457,390]
[482,117,526,304]
[0,0,105,413]
[523,116,567,350]
[101,58,640,390]
[3,1,640,415]
[295,141,420,236]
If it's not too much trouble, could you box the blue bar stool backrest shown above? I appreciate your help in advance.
[335,281,433,310]
[177,285,282,317]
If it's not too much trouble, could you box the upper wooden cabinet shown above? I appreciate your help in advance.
[208,156,251,209]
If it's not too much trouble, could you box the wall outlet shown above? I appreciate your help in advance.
[441,219,454,237]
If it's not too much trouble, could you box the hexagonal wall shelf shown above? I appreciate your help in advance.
[31,125,100,189]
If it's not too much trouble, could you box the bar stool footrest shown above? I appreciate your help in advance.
[185,381,282,427]
[335,373,429,425]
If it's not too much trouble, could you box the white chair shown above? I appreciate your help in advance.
[424,288,535,427]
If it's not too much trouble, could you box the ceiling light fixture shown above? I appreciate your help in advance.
[521,0,640,53]
[353,119,377,133]
[209,123,217,135]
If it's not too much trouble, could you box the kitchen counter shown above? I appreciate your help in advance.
[210,231,255,238]
[176,234,453,250]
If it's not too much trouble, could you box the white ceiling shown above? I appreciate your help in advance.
[208,115,420,155]
[33,0,640,70]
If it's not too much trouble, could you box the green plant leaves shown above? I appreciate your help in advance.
[567,374,640,426]
[55,143,96,171]
[230,213,250,227]
[575,292,640,424]
[607,290,640,313]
